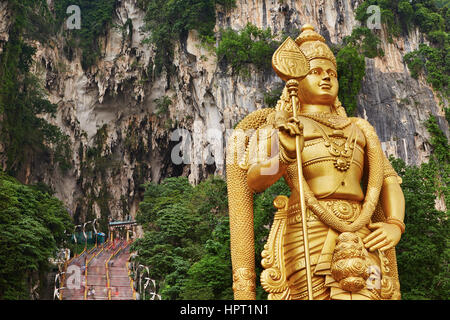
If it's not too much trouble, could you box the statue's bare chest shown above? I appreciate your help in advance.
[299,116,366,175]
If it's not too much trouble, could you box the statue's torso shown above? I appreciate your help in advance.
[285,115,367,206]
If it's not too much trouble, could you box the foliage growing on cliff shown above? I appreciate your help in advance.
[392,157,449,299]
[343,26,384,59]
[335,45,366,117]
[138,0,236,76]
[0,0,72,177]
[356,0,447,38]
[264,85,284,108]
[77,124,117,231]
[0,172,73,299]
[404,42,449,98]
[356,0,449,99]
[216,23,281,75]
[392,116,449,299]
[216,23,280,76]
[154,96,173,116]
[424,115,450,209]
[54,0,117,70]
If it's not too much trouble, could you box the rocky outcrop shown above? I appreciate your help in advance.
[0,1,10,54]
[358,25,449,165]
[0,0,447,223]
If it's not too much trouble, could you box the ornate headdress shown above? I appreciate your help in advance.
[272,24,345,116]
[272,24,336,81]
[295,24,337,68]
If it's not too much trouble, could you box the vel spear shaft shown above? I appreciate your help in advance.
[286,79,314,300]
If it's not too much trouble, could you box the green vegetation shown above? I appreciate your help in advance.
[335,44,367,117]
[130,176,290,299]
[138,0,236,76]
[393,115,449,299]
[54,0,117,70]
[264,85,284,108]
[154,96,173,116]
[342,26,384,59]
[404,43,449,98]
[77,125,120,232]
[355,0,448,39]
[131,176,231,299]
[392,156,449,299]
[356,0,449,99]
[0,0,72,176]
[332,21,385,117]
[0,172,73,299]
[335,0,449,117]
[216,23,280,76]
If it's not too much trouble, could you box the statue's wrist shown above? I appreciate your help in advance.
[386,218,405,234]
[279,146,296,165]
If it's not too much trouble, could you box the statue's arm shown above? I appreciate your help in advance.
[247,121,300,193]
[247,156,289,193]
[227,128,260,300]
[364,156,406,251]
[381,176,405,222]
[228,168,257,299]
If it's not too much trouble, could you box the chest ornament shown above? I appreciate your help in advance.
[302,113,358,172]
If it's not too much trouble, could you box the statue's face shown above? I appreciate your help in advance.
[298,59,338,105]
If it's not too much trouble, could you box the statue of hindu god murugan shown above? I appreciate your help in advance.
[226,24,405,300]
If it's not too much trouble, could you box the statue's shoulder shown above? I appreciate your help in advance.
[349,117,378,136]
[349,116,371,126]
[235,108,276,131]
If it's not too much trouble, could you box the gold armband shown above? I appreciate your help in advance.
[279,146,296,165]
[386,218,406,234]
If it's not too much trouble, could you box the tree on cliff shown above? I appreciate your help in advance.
[0,172,73,299]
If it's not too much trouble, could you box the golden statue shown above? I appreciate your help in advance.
[226,24,406,300]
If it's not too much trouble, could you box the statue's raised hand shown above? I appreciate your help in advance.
[275,110,304,158]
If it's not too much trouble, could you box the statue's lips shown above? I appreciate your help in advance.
[319,84,332,90]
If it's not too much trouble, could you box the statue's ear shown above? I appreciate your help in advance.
[334,97,347,117]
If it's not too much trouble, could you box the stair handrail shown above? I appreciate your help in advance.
[59,259,68,300]
[83,245,105,300]
[126,258,137,300]
[60,249,83,300]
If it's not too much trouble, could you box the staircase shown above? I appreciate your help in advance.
[61,241,135,300]
[109,245,134,300]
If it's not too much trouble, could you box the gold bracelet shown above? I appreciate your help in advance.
[386,218,405,234]
[279,147,296,165]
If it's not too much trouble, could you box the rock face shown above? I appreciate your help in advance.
[0,0,447,223]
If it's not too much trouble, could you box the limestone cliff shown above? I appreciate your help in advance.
[0,0,447,224]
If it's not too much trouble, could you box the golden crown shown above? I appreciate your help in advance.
[272,24,336,81]
[295,24,336,68]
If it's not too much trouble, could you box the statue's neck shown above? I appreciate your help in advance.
[300,104,333,114]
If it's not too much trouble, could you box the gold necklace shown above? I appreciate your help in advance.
[309,120,357,172]
[300,112,351,130]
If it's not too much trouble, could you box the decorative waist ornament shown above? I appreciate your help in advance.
[226,24,405,300]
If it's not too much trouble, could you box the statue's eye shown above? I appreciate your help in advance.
[311,69,320,75]
[328,70,337,77]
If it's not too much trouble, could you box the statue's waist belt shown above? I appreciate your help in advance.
[286,199,362,225]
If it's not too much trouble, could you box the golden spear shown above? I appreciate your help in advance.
[272,37,314,300]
